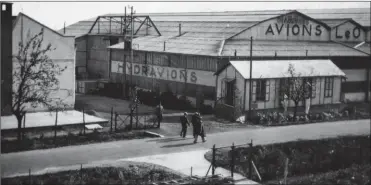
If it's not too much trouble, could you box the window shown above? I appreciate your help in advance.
[2,4,6,11]
[254,80,269,101]
[324,77,334,97]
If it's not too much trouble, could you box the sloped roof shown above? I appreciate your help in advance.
[222,40,369,57]
[109,35,222,56]
[320,19,350,28]
[299,8,370,27]
[14,13,74,38]
[229,59,345,79]
[61,8,370,37]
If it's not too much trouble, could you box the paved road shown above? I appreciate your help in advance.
[1,119,370,177]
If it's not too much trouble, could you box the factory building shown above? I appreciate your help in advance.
[62,8,370,110]
[12,13,76,112]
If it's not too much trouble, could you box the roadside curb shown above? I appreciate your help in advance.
[144,131,165,138]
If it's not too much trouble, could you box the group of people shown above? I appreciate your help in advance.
[180,112,206,143]
[155,103,206,144]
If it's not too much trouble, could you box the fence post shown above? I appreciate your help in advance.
[212,144,216,176]
[130,106,134,130]
[110,107,113,132]
[54,110,58,145]
[80,164,83,183]
[231,143,235,178]
[136,100,139,128]
[115,112,118,132]
[249,139,253,179]
[22,112,26,140]
[29,168,31,185]
[83,108,86,135]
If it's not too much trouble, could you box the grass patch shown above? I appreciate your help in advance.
[1,162,184,185]
[1,130,158,154]
[205,135,370,184]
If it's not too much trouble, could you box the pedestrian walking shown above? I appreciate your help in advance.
[155,102,164,128]
[191,112,206,143]
[180,112,190,138]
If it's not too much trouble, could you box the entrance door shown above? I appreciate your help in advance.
[225,80,236,106]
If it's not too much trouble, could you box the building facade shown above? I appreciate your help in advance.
[12,13,76,112]
[62,8,370,110]
[1,2,13,116]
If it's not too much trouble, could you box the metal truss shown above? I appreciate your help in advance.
[88,15,161,36]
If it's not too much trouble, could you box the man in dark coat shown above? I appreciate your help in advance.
[155,102,164,128]
[192,112,206,143]
[179,112,190,138]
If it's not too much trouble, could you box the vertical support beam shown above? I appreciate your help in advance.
[212,144,216,176]
[243,79,247,113]
[109,17,112,34]
[366,61,370,102]
[248,37,253,121]
[231,143,235,178]
[248,139,253,179]
[83,108,86,134]
[121,17,123,35]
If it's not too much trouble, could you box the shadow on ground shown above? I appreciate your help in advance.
[161,142,197,148]
[147,137,194,143]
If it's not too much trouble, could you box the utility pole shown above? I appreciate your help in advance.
[130,6,134,93]
[248,37,253,121]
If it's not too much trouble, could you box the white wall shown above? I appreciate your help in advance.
[231,12,330,41]
[330,21,366,42]
[242,76,342,111]
[216,65,245,108]
[12,14,75,112]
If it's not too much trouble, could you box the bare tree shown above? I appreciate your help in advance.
[281,64,312,121]
[12,28,72,142]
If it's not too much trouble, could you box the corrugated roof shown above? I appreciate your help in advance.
[62,8,370,37]
[299,8,370,27]
[109,35,221,56]
[230,60,345,79]
[319,19,350,28]
[222,40,369,57]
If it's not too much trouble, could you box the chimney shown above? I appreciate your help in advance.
[164,41,166,51]
[64,21,66,34]
[179,23,181,36]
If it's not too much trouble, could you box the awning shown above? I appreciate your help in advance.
[230,59,346,79]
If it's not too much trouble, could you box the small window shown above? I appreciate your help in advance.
[2,4,6,11]
[324,77,334,97]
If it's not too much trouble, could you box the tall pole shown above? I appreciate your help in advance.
[248,37,253,121]
[130,6,134,98]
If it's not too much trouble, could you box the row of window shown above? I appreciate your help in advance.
[222,77,335,105]
[112,51,218,72]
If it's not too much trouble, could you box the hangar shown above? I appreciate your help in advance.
[62,8,370,110]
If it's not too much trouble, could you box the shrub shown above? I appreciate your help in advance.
[200,104,214,115]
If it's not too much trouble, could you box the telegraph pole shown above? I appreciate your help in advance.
[248,37,253,121]
[130,6,134,92]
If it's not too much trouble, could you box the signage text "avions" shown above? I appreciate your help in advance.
[265,23,322,37]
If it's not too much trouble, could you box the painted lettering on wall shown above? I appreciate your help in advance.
[265,23,322,37]
[265,14,323,37]
[335,26,361,40]
[127,63,198,83]
[111,61,215,87]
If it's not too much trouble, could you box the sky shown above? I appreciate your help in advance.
[10,1,370,31]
